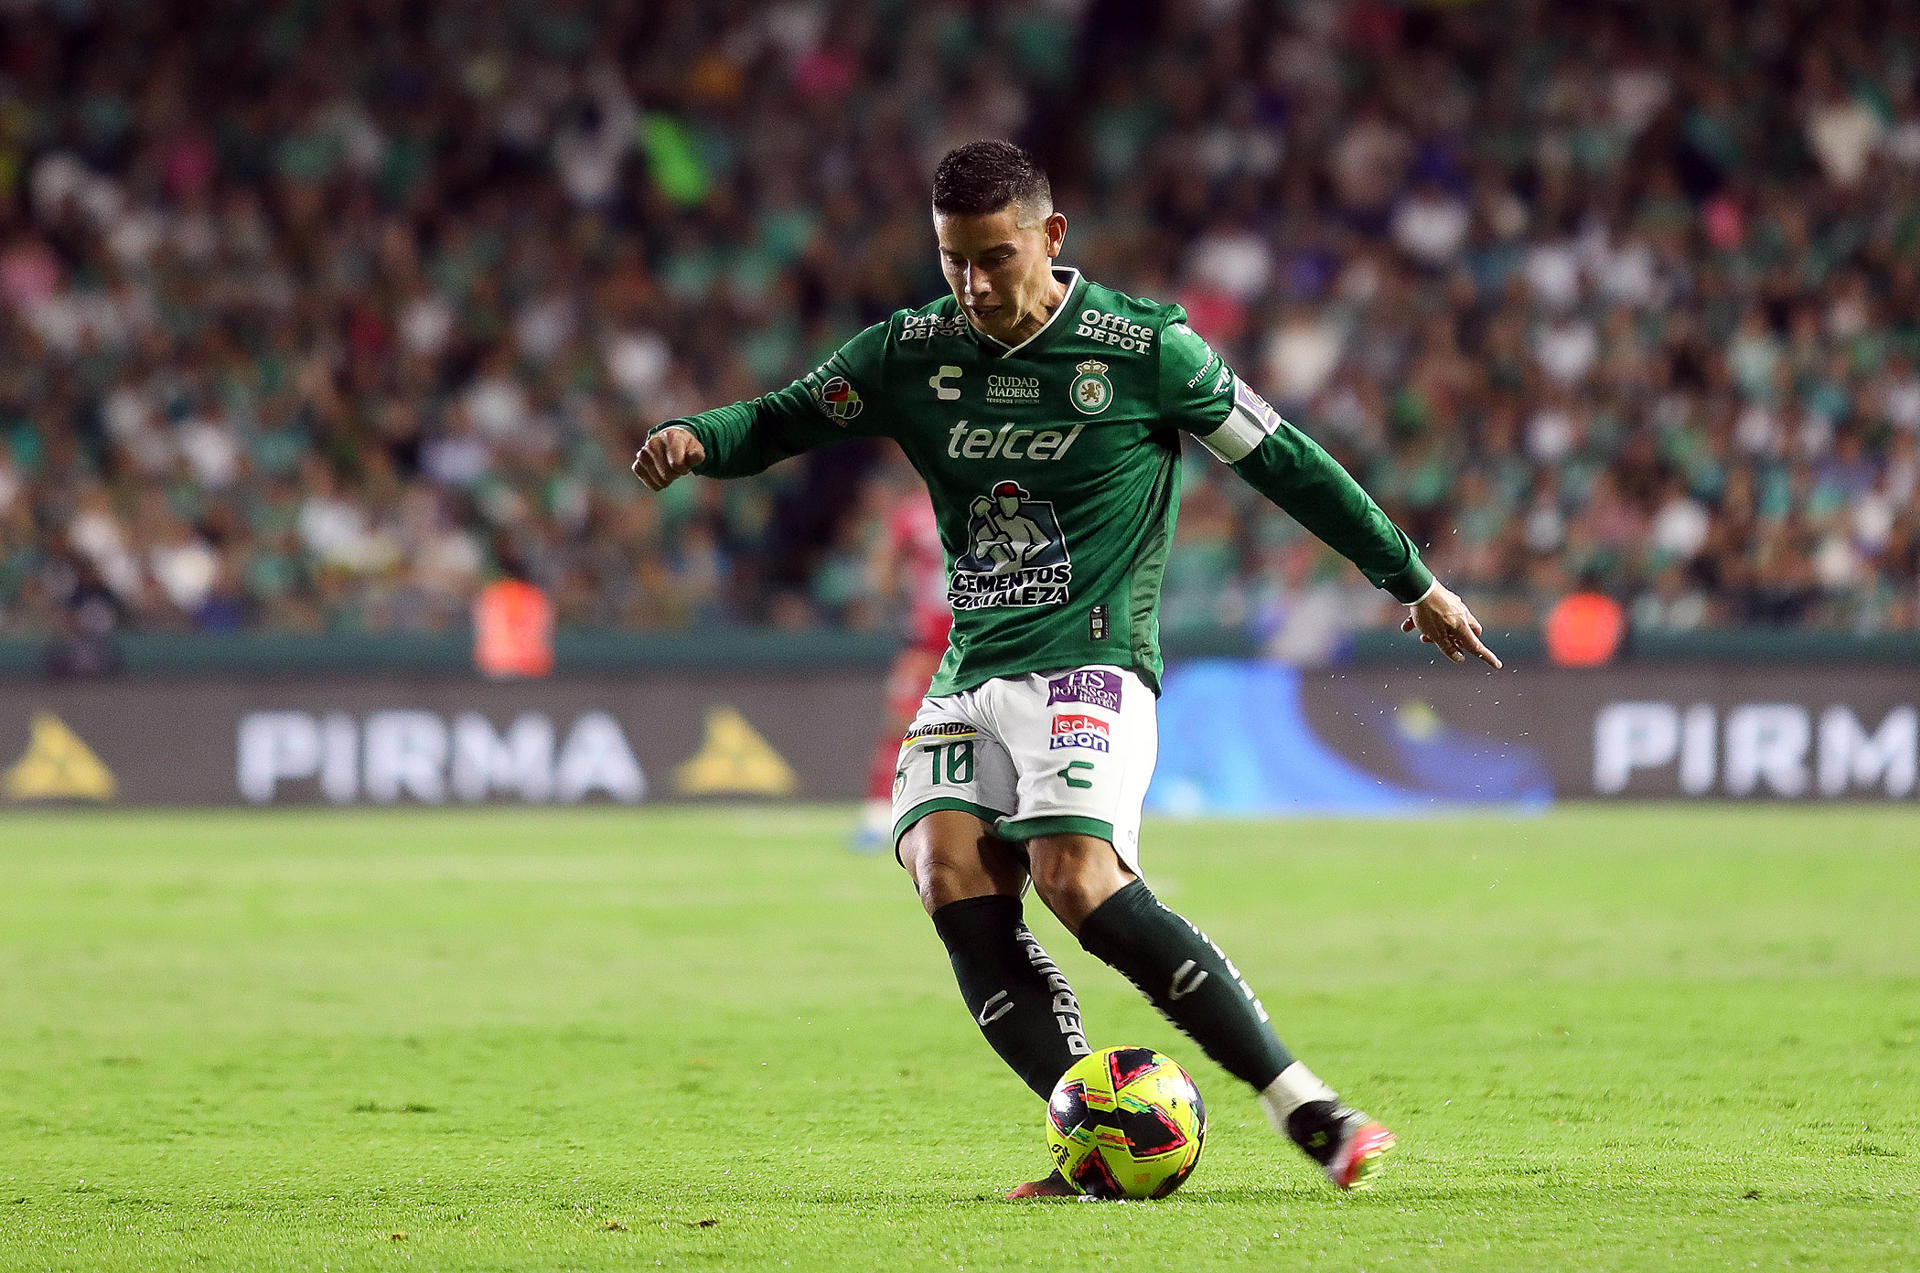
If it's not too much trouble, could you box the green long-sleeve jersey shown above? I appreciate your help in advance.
[652,267,1433,696]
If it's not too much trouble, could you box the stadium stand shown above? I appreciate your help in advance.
[1,0,1917,654]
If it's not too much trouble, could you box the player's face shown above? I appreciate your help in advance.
[934,203,1068,345]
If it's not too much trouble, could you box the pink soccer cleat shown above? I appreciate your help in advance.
[1288,1101,1397,1190]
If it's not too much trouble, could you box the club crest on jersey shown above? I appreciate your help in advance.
[950,480,1072,611]
[1069,360,1112,415]
[815,375,863,423]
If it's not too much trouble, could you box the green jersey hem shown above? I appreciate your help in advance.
[929,663,1163,700]
[993,814,1116,844]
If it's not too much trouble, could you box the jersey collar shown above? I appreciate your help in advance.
[973,267,1084,360]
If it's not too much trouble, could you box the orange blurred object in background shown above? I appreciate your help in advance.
[473,579,554,678]
[1543,592,1625,667]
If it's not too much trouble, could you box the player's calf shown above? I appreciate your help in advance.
[1074,878,1295,1090]
[1073,878,1395,1188]
[930,894,1090,1098]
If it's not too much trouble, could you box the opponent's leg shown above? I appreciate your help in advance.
[1029,833,1395,1190]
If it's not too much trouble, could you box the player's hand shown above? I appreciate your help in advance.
[1401,582,1502,669]
[632,427,706,491]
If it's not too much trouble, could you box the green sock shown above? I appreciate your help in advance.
[930,895,1091,1099]
[1076,879,1293,1090]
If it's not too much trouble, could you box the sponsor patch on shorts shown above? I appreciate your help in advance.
[902,721,979,746]
[1049,713,1111,752]
[1046,670,1123,712]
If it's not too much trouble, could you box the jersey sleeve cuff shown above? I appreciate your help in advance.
[1383,559,1436,605]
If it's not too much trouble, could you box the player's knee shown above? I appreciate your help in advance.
[1028,836,1130,931]
[900,817,1014,915]
[910,854,978,915]
[1027,857,1094,922]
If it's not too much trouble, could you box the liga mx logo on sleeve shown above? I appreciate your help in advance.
[949,481,1073,610]
[813,375,863,423]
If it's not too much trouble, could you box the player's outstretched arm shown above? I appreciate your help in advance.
[629,318,891,487]
[1400,580,1501,669]
[632,426,706,491]
[1160,320,1499,669]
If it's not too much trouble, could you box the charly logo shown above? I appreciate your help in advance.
[1069,359,1112,415]
[976,990,1013,1026]
[950,480,1072,611]
[815,375,863,422]
[929,365,962,401]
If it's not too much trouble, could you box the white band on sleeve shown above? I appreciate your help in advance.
[1192,376,1283,463]
[1406,579,1440,606]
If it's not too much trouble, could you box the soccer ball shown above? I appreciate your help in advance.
[1045,1046,1207,1199]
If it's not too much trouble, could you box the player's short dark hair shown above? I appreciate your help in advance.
[931,140,1052,222]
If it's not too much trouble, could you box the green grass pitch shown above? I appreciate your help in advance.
[0,806,1915,1272]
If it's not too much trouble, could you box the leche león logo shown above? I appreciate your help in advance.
[1069,359,1112,415]
[3,712,118,801]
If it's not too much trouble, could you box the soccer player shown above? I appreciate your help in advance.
[634,140,1499,1196]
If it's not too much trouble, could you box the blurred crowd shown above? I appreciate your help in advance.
[2,0,1918,651]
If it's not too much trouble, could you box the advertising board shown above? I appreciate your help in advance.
[3,662,1915,809]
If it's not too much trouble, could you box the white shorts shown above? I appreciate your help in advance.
[890,665,1157,873]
